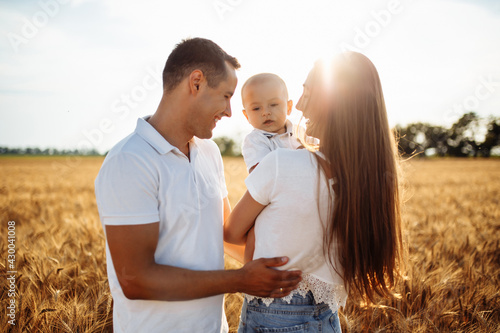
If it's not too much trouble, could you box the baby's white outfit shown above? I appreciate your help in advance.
[242,119,302,172]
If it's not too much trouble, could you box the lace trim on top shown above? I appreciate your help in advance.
[245,273,348,312]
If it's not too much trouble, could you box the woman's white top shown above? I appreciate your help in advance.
[245,148,348,312]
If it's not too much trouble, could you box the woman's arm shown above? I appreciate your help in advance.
[244,226,256,263]
[224,190,266,245]
[222,197,245,263]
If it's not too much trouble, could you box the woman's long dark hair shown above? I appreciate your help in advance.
[304,52,404,303]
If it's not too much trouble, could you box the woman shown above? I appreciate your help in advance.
[224,52,404,332]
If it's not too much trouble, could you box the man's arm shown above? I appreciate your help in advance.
[106,221,301,301]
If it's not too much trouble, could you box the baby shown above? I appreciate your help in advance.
[241,73,303,262]
[241,73,302,173]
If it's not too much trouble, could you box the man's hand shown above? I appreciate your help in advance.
[238,256,302,298]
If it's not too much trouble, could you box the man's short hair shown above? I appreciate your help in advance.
[162,38,240,92]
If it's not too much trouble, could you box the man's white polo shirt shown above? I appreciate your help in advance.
[95,117,229,333]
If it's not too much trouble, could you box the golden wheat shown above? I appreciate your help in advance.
[0,156,499,332]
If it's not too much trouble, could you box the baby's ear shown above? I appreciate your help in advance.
[242,109,249,120]
[287,100,293,116]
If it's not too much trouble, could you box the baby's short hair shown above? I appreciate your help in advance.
[241,73,289,102]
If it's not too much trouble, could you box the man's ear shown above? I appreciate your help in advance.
[287,100,293,116]
[189,70,203,95]
[242,109,249,121]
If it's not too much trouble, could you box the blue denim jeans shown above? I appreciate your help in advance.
[238,292,342,332]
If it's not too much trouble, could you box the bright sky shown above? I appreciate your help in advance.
[1,0,500,153]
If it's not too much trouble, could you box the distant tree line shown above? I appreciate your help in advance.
[0,147,102,156]
[214,113,500,158]
[396,113,500,157]
[2,113,499,158]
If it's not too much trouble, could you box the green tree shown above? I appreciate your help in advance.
[213,136,237,156]
[479,117,500,157]
[447,112,481,157]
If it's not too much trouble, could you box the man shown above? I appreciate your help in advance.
[94,38,302,332]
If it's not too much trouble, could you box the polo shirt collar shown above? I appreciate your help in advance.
[256,119,295,139]
[135,116,176,155]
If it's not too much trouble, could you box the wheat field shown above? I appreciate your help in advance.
[0,156,499,332]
